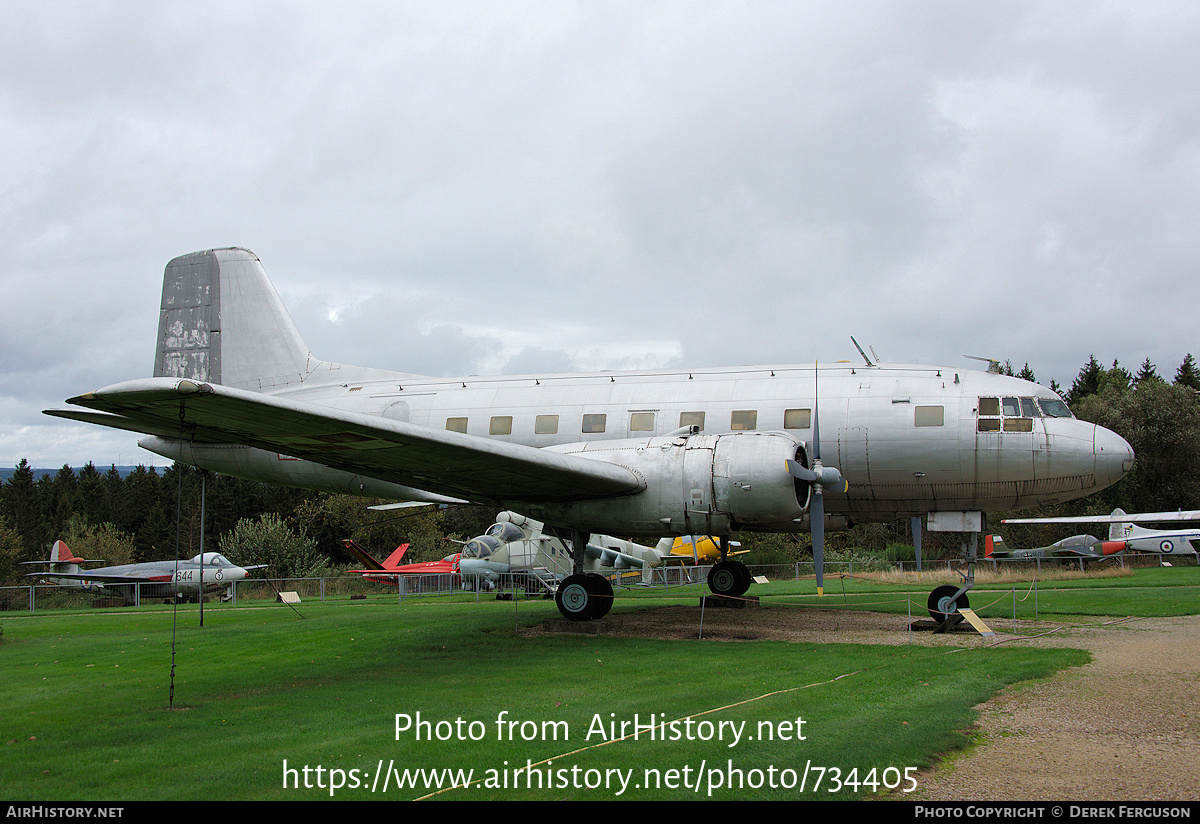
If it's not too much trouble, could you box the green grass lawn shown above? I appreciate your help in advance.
[4,565,1194,801]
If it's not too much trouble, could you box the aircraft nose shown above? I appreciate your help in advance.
[458,559,482,576]
[1094,425,1135,488]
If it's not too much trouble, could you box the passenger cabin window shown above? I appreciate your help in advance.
[679,411,705,431]
[446,417,467,433]
[629,412,655,432]
[784,408,812,429]
[535,414,559,435]
[582,413,607,434]
[490,416,513,436]
[915,406,944,427]
[731,410,757,431]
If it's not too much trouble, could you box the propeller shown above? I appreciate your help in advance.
[785,362,848,595]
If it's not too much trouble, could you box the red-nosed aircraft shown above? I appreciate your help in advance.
[341,539,460,583]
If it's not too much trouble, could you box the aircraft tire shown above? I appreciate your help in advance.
[587,574,614,619]
[927,585,969,623]
[735,561,752,595]
[556,574,597,621]
[708,561,751,597]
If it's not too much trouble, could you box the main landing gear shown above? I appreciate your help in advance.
[550,529,753,621]
[707,560,751,597]
[555,573,613,621]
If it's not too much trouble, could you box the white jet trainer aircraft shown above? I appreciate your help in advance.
[26,539,263,602]
[1005,508,1200,561]
[46,248,1134,621]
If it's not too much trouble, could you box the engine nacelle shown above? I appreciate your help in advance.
[525,431,812,536]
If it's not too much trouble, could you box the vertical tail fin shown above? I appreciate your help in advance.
[49,540,83,575]
[154,248,315,391]
[382,544,410,568]
[1108,508,1132,541]
[985,535,1008,557]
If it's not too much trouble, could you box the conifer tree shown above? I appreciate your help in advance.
[1175,354,1200,391]
[1134,358,1161,385]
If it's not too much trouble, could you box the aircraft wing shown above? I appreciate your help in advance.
[1050,547,1100,558]
[1004,511,1200,524]
[358,559,459,577]
[29,571,172,584]
[341,539,385,570]
[53,378,646,506]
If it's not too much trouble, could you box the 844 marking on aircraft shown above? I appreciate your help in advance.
[45,248,1134,621]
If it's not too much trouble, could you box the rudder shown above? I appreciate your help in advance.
[1108,508,1132,541]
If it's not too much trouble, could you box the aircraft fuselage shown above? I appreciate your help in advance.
[142,360,1132,529]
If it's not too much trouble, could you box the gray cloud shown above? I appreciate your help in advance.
[5,0,1199,467]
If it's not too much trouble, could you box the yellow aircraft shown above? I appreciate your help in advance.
[666,535,747,564]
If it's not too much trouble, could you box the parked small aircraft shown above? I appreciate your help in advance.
[44,248,1135,621]
[340,539,461,583]
[667,535,746,564]
[457,511,672,616]
[25,540,264,600]
[984,533,1125,562]
[1005,508,1200,561]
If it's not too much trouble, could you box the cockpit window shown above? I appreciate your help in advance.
[978,396,1053,432]
[1038,398,1073,418]
[485,522,524,542]
[462,535,502,559]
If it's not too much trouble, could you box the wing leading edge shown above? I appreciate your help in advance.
[1004,512,1200,525]
[54,378,646,506]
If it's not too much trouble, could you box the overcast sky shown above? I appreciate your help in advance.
[3,1,1198,470]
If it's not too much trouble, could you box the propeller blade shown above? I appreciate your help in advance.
[785,458,817,483]
[811,486,825,595]
[806,360,846,596]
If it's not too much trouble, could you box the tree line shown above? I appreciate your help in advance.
[3,352,1199,582]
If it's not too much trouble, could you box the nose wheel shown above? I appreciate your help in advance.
[927,585,970,623]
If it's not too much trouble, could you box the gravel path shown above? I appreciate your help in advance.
[910,613,1200,802]
[547,602,1200,801]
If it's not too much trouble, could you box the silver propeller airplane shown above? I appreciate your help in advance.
[26,540,264,601]
[45,248,1134,621]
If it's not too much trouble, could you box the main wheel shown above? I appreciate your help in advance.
[555,574,595,621]
[587,574,614,619]
[708,561,751,597]
[927,585,969,623]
